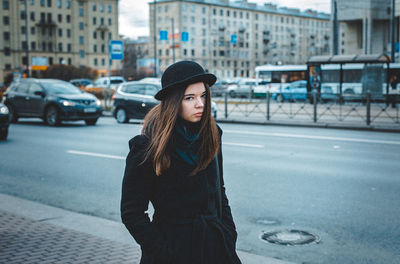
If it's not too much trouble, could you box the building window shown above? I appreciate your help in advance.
[67,29,71,37]
[183,49,187,56]
[93,31,97,39]
[79,36,84,45]
[42,28,46,36]
[220,9,223,16]
[49,57,53,65]
[94,58,98,66]
[101,58,105,66]
[5,64,11,70]
[227,10,230,17]
[191,49,195,56]
[31,27,35,34]
[79,8,83,17]
[100,4,104,12]
[3,31,9,40]
[20,11,26,20]
[21,26,26,34]
[40,0,45,7]
[66,0,70,9]
[213,9,216,15]
[66,15,70,23]
[108,4,111,13]
[30,0,34,5]
[80,50,84,58]
[2,0,9,10]
[58,43,62,51]
[202,7,205,14]
[108,32,112,40]
[101,44,105,53]
[30,12,35,21]
[92,3,96,11]
[58,14,62,22]
[101,31,104,40]
[100,17,104,25]
[3,16,9,25]
[67,43,71,52]
[93,45,97,52]
[31,41,36,50]
[108,18,112,25]
[48,42,53,52]
[57,0,61,8]
[47,0,51,7]
[58,28,62,37]
[159,49,162,56]
[79,22,84,30]
[93,17,96,25]
[4,47,11,56]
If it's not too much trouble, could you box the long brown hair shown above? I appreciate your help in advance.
[142,83,219,176]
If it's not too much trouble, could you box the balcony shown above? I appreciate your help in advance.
[96,25,109,32]
[36,20,57,28]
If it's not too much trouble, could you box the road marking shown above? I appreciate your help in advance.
[67,150,125,160]
[223,130,400,145]
[223,142,264,148]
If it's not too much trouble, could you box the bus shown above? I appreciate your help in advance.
[254,63,400,99]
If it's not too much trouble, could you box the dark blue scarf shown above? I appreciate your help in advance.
[173,118,201,166]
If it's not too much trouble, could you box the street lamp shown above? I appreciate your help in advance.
[21,0,30,77]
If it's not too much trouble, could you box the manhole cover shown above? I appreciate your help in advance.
[261,229,320,245]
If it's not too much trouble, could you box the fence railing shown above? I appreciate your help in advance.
[214,91,400,127]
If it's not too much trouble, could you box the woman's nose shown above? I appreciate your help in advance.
[195,97,204,107]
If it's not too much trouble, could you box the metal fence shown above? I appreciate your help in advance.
[214,92,400,127]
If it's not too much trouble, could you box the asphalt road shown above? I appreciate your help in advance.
[1,117,399,264]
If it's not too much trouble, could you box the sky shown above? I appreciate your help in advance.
[119,0,331,40]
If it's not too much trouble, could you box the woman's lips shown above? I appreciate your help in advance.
[194,112,203,117]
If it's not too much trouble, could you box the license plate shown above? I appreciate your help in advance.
[84,108,96,113]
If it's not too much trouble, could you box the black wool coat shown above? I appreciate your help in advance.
[121,129,241,264]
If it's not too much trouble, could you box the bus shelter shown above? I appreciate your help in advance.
[306,54,391,98]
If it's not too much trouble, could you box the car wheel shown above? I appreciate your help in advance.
[229,90,236,98]
[85,118,98,126]
[0,127,8,140]
[7,104,18,123]
[116,108,128,123]
[277,94,284,102]
[45,106,60,126]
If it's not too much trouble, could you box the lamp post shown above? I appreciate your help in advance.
[23,0,30,77]
[153,0,157,77]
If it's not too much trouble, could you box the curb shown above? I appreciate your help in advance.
[101,111,400,133]
[0,193,295,264]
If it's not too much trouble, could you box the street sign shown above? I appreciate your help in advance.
[181,32,189,42]
[31,56,48,71]
[109,40,124,60]
[160,30,168,40]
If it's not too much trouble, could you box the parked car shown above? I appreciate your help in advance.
[0,103,9,140]
[87,76,126,90]
[3,78,102,126]
[227,78,260,98]
[210,80,229,97]
[211,101,217,118]
[112,81,161,123]
[69,78,93,89]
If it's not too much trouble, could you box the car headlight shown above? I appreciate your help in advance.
[95,99,101,106]
[60,99,75,106]
[0,105,9,114]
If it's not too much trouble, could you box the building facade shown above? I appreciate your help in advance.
[334,0,400,58]
[149,0,331,79]
[0,0,120,82]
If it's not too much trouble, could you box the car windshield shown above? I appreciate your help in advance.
[111,79,124,84]
[41,81,82,94]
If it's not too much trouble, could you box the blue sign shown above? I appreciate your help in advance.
[109,40,123,60]
[181,32,189,42]
[160,30,168,40]
[230,34,237,44]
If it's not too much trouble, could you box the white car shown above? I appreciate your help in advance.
[87,76,126,90]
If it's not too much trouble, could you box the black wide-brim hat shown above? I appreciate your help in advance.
[155,60,217,100]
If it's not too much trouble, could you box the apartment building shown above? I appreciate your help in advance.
[149,0,331,79]
[0,0,120,82]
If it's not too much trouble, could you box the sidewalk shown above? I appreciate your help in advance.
[0,194,294,264]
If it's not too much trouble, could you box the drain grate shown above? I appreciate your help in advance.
[261,229,320,245]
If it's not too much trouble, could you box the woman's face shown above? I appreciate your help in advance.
[179,82,206,123]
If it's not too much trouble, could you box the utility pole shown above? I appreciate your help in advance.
[391,0,395,62]
[23,0,30,77]
[333,0,339,55]
[153,0,157,77]
[171,18,175,63]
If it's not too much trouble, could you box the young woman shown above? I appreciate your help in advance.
[121,61,241,264]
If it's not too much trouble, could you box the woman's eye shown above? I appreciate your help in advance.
[201,94,207,98]
[185,97,194,101]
